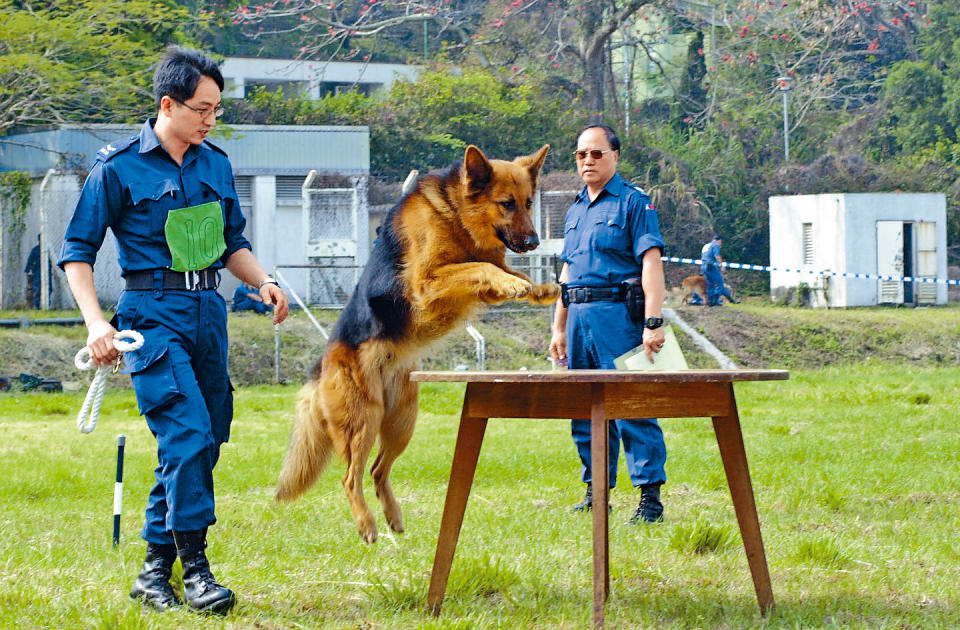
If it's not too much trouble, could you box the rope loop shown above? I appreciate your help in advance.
[74,330,144,434]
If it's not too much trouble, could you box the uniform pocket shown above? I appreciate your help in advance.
[199,177,235,203]
[562,213,582,259]
[592,207,628,253]
[129,347,183,416]
[127,180,182,236]
[115,290,146,331]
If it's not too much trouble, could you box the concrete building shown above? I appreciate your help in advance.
[768,193,949,308]
[220,57,423,100]
[0,124,370,309]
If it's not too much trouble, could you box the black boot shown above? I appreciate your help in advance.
[629,484,664,524]
[570,483,612,513]
[173,529,236,615]
[570,483,594,512]
[129,542,181,611]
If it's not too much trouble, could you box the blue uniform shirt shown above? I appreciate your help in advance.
[702,240,722,265]
[57,118,250,274]
[560,172,664,287]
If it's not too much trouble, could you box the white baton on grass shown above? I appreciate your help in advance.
[114,434,125,547]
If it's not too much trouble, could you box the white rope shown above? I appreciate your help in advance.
[74,330,144,434]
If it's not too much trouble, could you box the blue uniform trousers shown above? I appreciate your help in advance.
[702,263,725,305]
[116,285,232,545]
[566,301,667,488]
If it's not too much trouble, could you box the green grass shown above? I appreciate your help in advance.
[2,364,959,628]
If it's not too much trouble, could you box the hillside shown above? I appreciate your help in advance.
[2,296,958,391]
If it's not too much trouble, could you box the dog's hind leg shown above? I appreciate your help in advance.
[371,366,418,533]
[321,350,384,543]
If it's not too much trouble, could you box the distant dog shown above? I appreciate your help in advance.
[681,274,708,305]
[275,145,559,542]
[680,274,734,305]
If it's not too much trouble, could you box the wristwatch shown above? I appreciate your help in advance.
[643,316,664,330]
[258,276,280,290]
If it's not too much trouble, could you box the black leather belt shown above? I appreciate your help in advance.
[563,285,625,304]
[125,269,220,291]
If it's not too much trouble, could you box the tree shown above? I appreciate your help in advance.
[678,0,926,163]
[232,0,659,121]
[227,66,575,177]
[0,0,193,134]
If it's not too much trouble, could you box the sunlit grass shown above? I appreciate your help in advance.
[1,365,959,628]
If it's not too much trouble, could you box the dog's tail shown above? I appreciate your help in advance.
[276,378,334,502]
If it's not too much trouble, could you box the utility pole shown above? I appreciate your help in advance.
[777,76,793,164]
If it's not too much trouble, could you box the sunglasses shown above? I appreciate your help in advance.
[573,149,615,161]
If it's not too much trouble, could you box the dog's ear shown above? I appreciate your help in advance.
[463,145,492,195]
[516,144,550,190]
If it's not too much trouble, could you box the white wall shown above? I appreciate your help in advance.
[841,193,947,306]
[221,57,423,99]
[768,194,844,307]
[769,192,948,307]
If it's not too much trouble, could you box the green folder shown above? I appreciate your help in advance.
[614,324,689,371]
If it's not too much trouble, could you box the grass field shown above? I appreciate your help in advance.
[2,363,958,629]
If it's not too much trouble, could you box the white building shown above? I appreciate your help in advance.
[768,193,949,308]
[0,124,370,309]
[220,57,423,100]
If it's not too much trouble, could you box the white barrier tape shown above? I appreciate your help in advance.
[662,256,960,286]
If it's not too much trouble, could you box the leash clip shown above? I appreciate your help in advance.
[112,353,123,375]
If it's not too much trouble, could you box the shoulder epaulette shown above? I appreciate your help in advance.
[624,180,647,196]
[203,138,229,157]
[95,134,138,162]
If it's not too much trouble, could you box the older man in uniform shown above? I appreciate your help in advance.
[59,47,288,614]
[548,124,668,524]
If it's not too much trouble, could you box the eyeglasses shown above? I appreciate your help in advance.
[172,98,224,120]
[573,149,614,161]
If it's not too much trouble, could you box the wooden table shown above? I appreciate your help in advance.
[411,369,789,628]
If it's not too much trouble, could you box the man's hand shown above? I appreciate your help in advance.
[642,326,666,363]
[86,319,120,367]
[548,330,568,367]
[259,283,289,324]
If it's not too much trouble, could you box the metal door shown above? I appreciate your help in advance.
[876,221,904,304]
[915,221,938,305]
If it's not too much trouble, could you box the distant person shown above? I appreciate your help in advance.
[24,235,54,309]
[232,283,274,314]
[548,124,668,524]
[700,235,738,306]
[24,235,41,308]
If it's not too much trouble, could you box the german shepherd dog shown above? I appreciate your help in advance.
[680,274,708,305]
[276,144,559,542]
[680,274,734,305]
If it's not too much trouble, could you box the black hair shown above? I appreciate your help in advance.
[714,235,723,241]
[153,46,224,109]
[575,124,620,152]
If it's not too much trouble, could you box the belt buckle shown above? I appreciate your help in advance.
[573,287,586,303]
[185,270,198,290]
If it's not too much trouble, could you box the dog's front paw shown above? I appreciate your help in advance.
[491,275,533,300]
[528,282,561,305]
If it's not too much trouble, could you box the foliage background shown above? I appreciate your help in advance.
[2,0,959,285]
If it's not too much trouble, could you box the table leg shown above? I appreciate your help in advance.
[590,383,609,629]
[427,387,488,616]
[712,384,775,615]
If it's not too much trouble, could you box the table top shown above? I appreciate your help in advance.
[410,369,789,384]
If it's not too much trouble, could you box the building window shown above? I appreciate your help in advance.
[319,82,381,98]
[802,222,813,265]
[234,176,253,206]
[276,175,306,202]
[244,80,309,99]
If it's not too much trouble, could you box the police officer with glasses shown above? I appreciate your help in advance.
[548,124,668,524]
